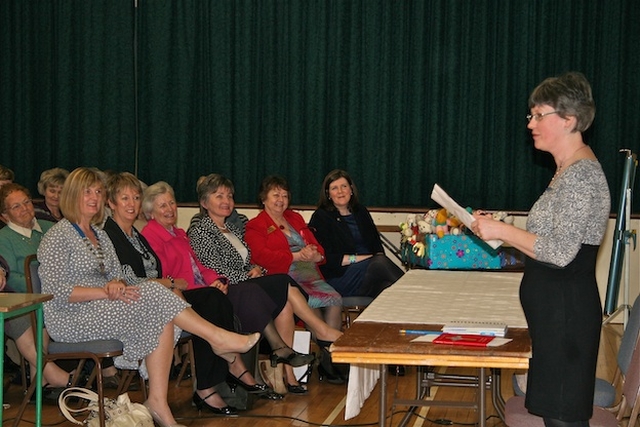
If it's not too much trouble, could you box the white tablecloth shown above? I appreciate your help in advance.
[344,269,526,419]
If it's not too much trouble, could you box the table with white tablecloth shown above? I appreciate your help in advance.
[331,269,530,425]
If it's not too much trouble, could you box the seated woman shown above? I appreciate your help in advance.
[103,172,279,413]
[140,181,315,394]
[37,167,259,427]
[309,169,403,298]
[0,183,72,390]
[245,175,343,330]
[188,174,343,391]
[33,167,69,223]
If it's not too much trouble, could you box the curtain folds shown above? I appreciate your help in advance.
[2,0,639,211]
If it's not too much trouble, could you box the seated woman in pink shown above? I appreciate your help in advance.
[140,182,315,394]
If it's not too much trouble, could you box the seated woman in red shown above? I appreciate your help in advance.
[140,181,314,394]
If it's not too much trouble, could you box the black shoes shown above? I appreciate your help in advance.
[226,370,270,394]
[270,347,315,368]
[286,383,308,394]
[192,391,238,416]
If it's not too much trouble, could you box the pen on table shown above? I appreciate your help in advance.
[399,329,441,335]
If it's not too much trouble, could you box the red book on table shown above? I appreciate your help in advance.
[432,333,495,347]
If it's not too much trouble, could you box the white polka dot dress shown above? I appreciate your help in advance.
[37,219,190,370]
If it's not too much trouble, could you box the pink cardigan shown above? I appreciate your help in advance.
[141,219,223,290]
[245,209,326,275]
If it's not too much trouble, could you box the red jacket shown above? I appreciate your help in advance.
[141,219,223,290]
[245,210,326,275]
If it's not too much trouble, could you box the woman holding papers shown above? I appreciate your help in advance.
[471,72,610,427]
[309,169,403,298]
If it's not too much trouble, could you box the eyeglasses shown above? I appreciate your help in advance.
[526,111,559,123]
[7,199,33,212]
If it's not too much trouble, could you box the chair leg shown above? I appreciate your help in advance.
[11,378,37,427]
[175,338,195,388]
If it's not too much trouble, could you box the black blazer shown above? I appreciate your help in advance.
[103,217,163,278]
[308,203,383,280]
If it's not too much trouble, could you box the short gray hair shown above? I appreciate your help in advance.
[528,71,595,133]
[142,181,175,219]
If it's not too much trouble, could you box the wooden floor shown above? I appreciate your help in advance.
[3,322,631,427]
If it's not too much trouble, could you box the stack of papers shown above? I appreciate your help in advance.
[441,321,508,337]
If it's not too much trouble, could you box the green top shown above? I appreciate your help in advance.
[0,220,54,293]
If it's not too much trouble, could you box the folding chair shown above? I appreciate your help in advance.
[13,254,125,427]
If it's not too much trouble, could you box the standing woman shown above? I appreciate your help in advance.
[245,175,343,332]
[309,169,403,298]
[471,72,610,427]
[33,167,69,223]
[37,167,259,427]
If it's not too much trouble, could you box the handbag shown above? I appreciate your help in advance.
[58,387,154,427]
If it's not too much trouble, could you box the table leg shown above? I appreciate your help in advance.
[478,368,486,427]
[491,368,506,420]
[379,364,387,427]
[35,305,44,427]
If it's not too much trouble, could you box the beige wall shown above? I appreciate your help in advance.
[177,207,639,323]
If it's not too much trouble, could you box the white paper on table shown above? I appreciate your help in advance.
[430,183,503,250]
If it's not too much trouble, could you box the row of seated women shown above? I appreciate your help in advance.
[0,166,403,427]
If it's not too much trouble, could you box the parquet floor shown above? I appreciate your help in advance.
[2,322,627,427]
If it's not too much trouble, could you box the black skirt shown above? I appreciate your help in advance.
[520,245,602,421]
[226,274,291,333]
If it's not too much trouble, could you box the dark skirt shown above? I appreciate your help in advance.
[226,274,288,333]
[328,253,404,298]
[183,287,235,390]
[520,245,601,421]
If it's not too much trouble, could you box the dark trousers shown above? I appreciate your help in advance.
[183,287,235,390]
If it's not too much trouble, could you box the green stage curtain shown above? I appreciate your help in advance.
[0,1,136,185]
[2,0,639,211]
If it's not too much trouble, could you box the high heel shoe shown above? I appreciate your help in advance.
[142,401,188,427]
[270,347,315,367]
[216,332,261,361]
[227,370,270,394]
[286,383,308,394]
[192,391,238,416]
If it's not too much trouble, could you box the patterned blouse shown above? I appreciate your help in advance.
[527,159,610,267]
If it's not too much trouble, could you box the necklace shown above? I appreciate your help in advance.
[551,145,588,183]
[126,229,152,260]
[72,223,106,276]
[217,223,228,231]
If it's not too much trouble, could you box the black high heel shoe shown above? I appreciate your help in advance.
[226,370,270,394]
[192,391,238,416]
[270,347,315,368]
[286,383,308,394]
